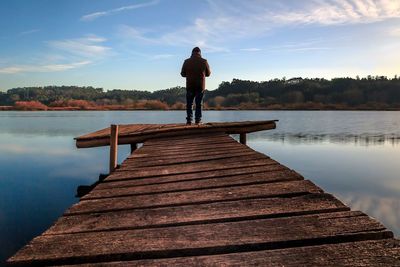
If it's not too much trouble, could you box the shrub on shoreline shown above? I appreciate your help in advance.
[49,99,96,109]
[14,101,48,111]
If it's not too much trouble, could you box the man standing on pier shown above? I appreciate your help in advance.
[181,47,211,125]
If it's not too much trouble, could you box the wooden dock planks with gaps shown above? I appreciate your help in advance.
[7,121,400,266]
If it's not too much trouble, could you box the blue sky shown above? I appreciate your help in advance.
[0,0,399,91]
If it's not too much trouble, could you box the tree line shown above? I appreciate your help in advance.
[1,76,400,110]
[206,76,400,109]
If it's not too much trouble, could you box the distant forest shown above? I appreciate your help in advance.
[1,76,400,110]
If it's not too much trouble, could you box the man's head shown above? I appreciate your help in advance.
[192,47,201,55]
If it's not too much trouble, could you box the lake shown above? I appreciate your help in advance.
[1,110,400,263]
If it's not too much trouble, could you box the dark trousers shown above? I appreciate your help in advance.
[186,90,204,122]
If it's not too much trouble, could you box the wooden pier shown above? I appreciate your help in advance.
[7,121,400,266]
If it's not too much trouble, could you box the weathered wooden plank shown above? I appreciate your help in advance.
[66,180,322,215]
[128,146,253,160]
[137,141,245,154]
[143,133,232,142]
[143,135,234,147]
[84,169,302,199]
[139,140,239,152]
[131,146,250,161]
[105,163,289,184]
[144,133,234,144]
[122,151,261,168]
[135,142,253,155]
[118,124,162,136]
[8,211,392,266]
[138,134,230,147]
[142,140,239,150]
[137,141,246,155]
[131,141,246,155]
[46,194,348,235]
[122,124,159,134]
[93,168,300,192]
[143,132,228,143]
[143,138,233,148]
[112,155,272,178]
[76,124,152,140]
[75,127,111,140]
[64,239,400,267]
[118,154,270,172]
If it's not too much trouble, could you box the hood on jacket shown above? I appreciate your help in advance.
[191,47,201,57]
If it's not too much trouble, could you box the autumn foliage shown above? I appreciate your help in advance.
[48,99,170,110]
[170,101,186,110]
[14,101,48,111]
[49,99,96,109]
[134,100,169,110]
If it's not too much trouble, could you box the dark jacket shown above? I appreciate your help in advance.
[181,52,211,92]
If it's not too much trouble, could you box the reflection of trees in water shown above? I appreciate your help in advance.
[248,132,400,146]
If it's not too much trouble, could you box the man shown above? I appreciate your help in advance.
[181,47,211,125]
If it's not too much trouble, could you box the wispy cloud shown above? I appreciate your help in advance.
[0,66,24,74]
[0,34,110,74]
[19,29,40,36]
[81,0,159,21]
[150,54,174,60]
[270,0,400,25]
[118,49,175,61]
[48,35,111,58]
[264,40,333,53]
[0,61,91,74]
[240,48,262,52]
[388,27,400,36]
[117,25,157,43]
[118,0,400,53]
[118,24,230,53]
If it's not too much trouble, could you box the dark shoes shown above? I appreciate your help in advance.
[186,120,201,125]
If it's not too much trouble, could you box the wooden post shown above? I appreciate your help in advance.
[109,124,118,173]
[130,143,138,154]
[240,133,246,145]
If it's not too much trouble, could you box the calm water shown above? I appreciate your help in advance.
[1,110,400,263]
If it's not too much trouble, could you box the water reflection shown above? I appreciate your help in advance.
[250,132,400,146]
[338,193,400,237]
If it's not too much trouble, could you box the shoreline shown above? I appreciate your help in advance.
[2,107,400,111]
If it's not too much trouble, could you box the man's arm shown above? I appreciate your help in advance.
[205,60,211,77]
[180,60,187,77]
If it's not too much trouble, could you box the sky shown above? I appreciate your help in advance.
[0,0,399,91]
